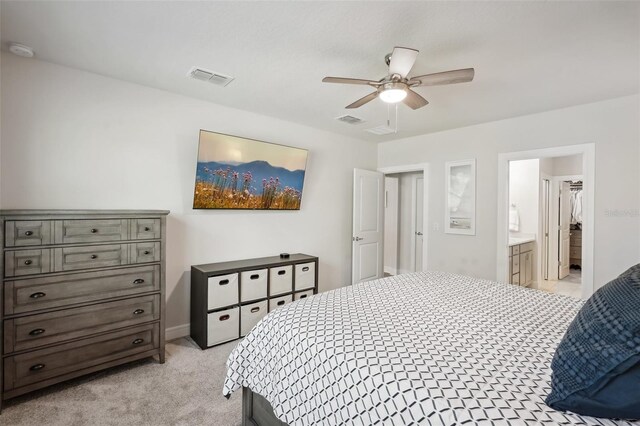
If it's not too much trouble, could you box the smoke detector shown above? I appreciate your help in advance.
[8,43,34,58]
[335,115,365,125]
[187,66,234,87]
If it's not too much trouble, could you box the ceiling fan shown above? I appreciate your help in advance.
[322,47,474,110]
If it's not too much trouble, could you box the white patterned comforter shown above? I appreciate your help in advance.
[223,272,639,425]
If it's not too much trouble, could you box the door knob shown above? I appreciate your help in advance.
[416,232,423,236]
[353,236,364,241]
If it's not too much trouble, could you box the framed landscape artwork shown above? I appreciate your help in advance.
[193,130,308,210]
[445,159,476,235]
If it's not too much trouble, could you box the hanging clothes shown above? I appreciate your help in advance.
[572,189,583,224]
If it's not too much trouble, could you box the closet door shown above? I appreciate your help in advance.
[558,182,571,279]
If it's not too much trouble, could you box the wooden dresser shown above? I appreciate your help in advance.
[191,254,318,349]
[0,209,169,410]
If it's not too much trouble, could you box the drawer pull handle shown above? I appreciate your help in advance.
[133,309,145,315]
[24,259,33,266]
[30,363,46,371]
[250,307,260,313]
[277,270,286,275]
[219,279,229,285]
[90,228,98,233]
[277,300,285,306]
[24,230,34,236]
[143,250,151,255]
[30,292,46,299]
[144,227,151,231]
[133,278,145,284]
[29,328,46,336]
[132,338,144,345]
[302,266,309,272]
[219,314,230,321]
[300,295,307,299]
[90,254,98,259]
[250,274,259,280]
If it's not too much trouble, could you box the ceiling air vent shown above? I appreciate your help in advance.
[335,115,365,125]
[365,125,395,135]
[188,67,234,87]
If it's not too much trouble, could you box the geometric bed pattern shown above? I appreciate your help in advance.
[223,272,638,425]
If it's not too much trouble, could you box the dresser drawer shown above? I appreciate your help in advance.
[130,242,161,264]
[570,246,582,259]
[269,265,292,296]
[54,244,127,272]
[240,269,267,302]
[240,300,267,337]
[208,273,239,311]
[54,219,128,244]
[207,307,239,347]
[4,265,161,315]
[3,323,159,392]
[4,295,160,354]
[511,254,520,274]
[294,262,315,291]
[5,221,53,247]
[268,294,292,312]
[5,249,53,277]
[130,219,161,240]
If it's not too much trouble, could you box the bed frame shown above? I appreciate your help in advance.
[242,387,287,426]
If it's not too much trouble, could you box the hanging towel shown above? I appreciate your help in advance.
[509,205,520,232]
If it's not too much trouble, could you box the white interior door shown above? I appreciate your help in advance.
[558,181,571,279]
[415,177,424,271]
[352,169,384,284]
[383,177,399,275]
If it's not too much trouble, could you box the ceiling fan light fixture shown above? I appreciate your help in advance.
[379,82,408,104]
[379,88,407,103]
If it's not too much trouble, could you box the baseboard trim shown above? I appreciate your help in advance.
[166,323,190,341]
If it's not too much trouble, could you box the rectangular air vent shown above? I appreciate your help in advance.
[188,67,234,87]
[365,125,395,135]
[336,115,365,125]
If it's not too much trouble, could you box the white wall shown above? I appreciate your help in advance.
[0,54,377,332]
[378,95,640,289]
[552,154,583,176]
[509,159,540,236]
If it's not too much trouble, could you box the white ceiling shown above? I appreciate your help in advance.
[1,1,638,142]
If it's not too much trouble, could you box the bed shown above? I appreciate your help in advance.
[223,271,638,425]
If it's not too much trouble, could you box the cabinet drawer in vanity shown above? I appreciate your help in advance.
[3,323,159,393]
[54,219,129,244]
[4,295,160,354]
[4,265,161,315]
[4,249,53,277]
[5,221,53,247]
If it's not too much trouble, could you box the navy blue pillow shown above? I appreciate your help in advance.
[546,267,640,419]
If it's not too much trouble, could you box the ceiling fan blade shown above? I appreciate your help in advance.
[346,92,378,109]
[388,47,419,78]
[322,77,378,85]
[409,68,475,87]
[403,89,429,110]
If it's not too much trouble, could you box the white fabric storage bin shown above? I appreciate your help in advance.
[294,262,315,291]
[269,265,293,296]
[207,306,239,347]
[240,269,267,302]
[208,273,239,311]
[268,294,292,312]
[240,300,268,336]
[294,290,314,301]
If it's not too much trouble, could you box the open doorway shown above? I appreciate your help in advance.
[383,172,424,276]
[504,153,587,298]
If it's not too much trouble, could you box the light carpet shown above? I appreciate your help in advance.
[1,338,242,426]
